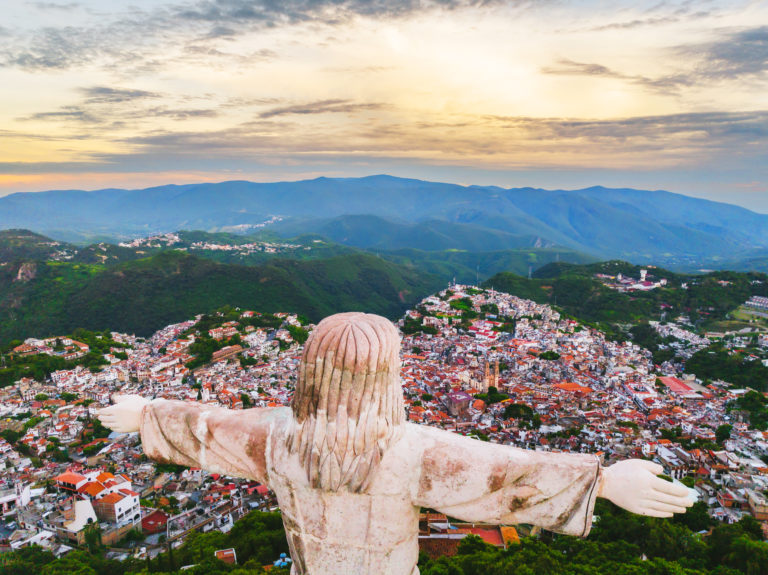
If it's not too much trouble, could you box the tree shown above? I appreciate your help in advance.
[457,534,493,555]
[83,523,102,554]
[716,424,733,445]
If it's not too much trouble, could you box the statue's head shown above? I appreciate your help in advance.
[289,312,405,493]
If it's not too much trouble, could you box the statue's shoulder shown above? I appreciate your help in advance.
[405,423,505,455]
[404,422,458,447]
[256,406,292,426]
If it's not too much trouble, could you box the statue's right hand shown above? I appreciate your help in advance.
[96,394,150,433]
[598,459,693,518]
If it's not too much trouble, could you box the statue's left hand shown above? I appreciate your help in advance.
[598,459,693,517]
[96,394,150,433]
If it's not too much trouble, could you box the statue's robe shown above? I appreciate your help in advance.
[141,400,602,575]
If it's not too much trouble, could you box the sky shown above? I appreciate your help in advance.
[1,0,768,211]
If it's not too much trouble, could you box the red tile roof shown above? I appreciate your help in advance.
[55,471,86,484]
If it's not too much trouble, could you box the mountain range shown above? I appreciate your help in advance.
[2,175,767,270]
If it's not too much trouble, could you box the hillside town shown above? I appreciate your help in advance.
[117,231,305,256]
[2,286,768,561]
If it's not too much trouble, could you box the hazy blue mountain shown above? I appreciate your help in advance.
[2,175,767,267]
[377,247,595,285]
[271,215,557,252]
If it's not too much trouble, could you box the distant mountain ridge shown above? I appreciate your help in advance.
[2,175,767,268]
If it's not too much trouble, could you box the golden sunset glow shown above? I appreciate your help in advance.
[1,1,767,209]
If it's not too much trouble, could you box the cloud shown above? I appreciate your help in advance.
[1,27,98,70]
[541,58,688,94]
[21,106,99,123]
[148,107,220,119]
[542,24,768,95]
[80,109,766,171]
[18,86,219,126]
[80,86,162,104]
[0,0,513,72]
[542,59,629,80]
[584,0,711,32]
[32,2,81,10]
[180,44,277,65]
[678,25,768,80]
[3,108,767,184]
[258,99,386,118]
[589,15,681,32]
[176,0,509,25]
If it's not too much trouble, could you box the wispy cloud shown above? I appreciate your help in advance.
[584,0,712,32]
[677,25,768,80]
[541,58,688,94]
[18,85,219,126]
[19,109,755,172]
[22,106,99,123]
[175,0,510,25]
[80,86,162,104]
[259,99,386,118]
[31,2,81,10]
[0,0,511,73]
[543,24,768,95]
[2,27,98,70]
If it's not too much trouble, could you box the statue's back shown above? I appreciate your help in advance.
[268,413,421,575]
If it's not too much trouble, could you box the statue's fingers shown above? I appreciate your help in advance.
[650,477,690,498]
[645,500,689,514]
[635,460,664,475]
[648,490,693,508]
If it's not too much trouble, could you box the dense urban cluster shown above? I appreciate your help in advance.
[3,285,768,566]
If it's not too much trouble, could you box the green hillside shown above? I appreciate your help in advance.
[0,251,443,345]
[485,262,768,333]
[0,229,593,285]
[0,229,77,262]
[379,247,595,285]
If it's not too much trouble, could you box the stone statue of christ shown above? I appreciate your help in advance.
[99,312,691,575]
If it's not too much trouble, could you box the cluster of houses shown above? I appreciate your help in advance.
[12,337,90,361]
[117,231,304,256]
[596,269,668,292]
[398,286,768,532]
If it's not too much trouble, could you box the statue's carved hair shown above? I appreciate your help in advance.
[288,312,405,493]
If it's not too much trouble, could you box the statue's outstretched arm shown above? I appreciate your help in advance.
[412,425,692,537]
[412,424,602,536]
[98,395,285,483]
